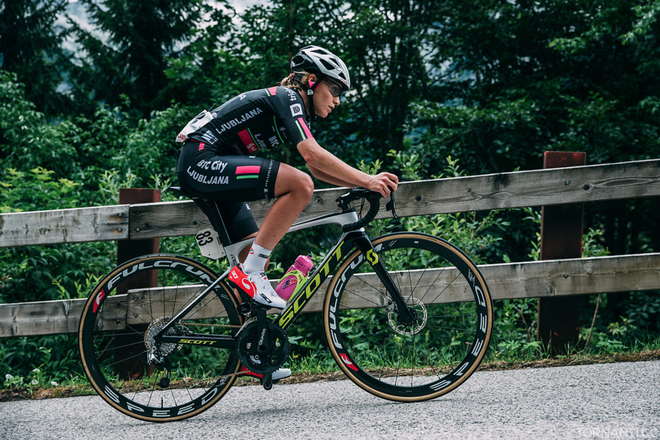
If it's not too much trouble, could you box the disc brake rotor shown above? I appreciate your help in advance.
[387,297,428,336]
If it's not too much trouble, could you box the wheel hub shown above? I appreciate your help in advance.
[387,297,428,336]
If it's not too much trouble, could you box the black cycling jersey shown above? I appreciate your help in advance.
[188,86,314,155]
[176,85,313,243]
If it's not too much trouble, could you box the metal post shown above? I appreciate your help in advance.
[537,152,586,355]
[113,188,161,379]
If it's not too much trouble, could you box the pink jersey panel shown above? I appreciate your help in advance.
[236,165,261,175]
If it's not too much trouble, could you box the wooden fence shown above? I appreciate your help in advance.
[1,158,659,338]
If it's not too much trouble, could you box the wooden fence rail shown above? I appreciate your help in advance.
[2,159,660,247]
[2,253,659,338]
[1,158,659,338]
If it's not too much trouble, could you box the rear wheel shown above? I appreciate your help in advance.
[79,254,242,422]
[324,232,493,401]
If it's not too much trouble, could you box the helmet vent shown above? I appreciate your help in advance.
[320,59,336,70]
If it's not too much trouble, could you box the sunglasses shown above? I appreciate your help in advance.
[324,80,344,98]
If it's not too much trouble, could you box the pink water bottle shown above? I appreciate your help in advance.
[275,255,314,300]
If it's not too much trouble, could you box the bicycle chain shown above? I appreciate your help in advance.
[181,321,242,328]
[174,317,266,381]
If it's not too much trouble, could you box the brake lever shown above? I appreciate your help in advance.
[385,189,398,220]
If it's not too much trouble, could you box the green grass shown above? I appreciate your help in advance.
[3,336,660,401]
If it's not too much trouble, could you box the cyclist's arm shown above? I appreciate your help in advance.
[297,138,398,197]
[306,163,354,187]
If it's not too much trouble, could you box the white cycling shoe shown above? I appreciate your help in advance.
[228,265,287,309]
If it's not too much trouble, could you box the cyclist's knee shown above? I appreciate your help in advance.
[277,166,314,200]
[298,172,314,201]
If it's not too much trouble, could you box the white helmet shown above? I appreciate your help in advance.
[290,45,351,90]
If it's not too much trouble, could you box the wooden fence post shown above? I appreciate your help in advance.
[113,188,161,379]
[537,152,586,355]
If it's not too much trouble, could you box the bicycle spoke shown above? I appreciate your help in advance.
[79,255,241,422]
[325,233,492,401]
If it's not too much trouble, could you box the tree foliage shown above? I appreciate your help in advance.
[0,0,71,116]
[408,0,660,175]
[70,0,207,115]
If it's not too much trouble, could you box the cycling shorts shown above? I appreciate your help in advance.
[177,140,281,241]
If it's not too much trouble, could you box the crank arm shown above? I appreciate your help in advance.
[255,305,271,356]
[262,372,273,390]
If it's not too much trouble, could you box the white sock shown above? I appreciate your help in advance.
[242,243,272,275]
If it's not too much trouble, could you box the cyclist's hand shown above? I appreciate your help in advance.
[365,172,398,198]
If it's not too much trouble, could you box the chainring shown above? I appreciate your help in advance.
[236,321,289,374]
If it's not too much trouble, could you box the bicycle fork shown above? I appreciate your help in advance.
[353,233,417,325]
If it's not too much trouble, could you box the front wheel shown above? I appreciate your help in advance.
[324,232,493,401]
[78,254,242,422]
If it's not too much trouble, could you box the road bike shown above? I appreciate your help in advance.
[78,187,493,422]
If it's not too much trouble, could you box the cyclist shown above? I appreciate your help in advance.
[177,45,398,309]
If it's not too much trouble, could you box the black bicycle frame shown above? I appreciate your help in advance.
[155,211,414,348]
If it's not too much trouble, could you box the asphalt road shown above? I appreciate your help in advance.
[2,361,659,440]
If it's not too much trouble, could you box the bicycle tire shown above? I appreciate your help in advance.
[323,232,493,401]
[79,254,242,422]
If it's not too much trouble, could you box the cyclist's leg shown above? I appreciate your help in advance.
[214,202,261,303]
[252,163,314,250]
[234,164,312,308]
[177,146,281,204]
[216,202,260,263]
[178,142,313,251]
[178,149,311,305]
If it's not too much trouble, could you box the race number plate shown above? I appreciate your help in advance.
[195,228,225,260]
